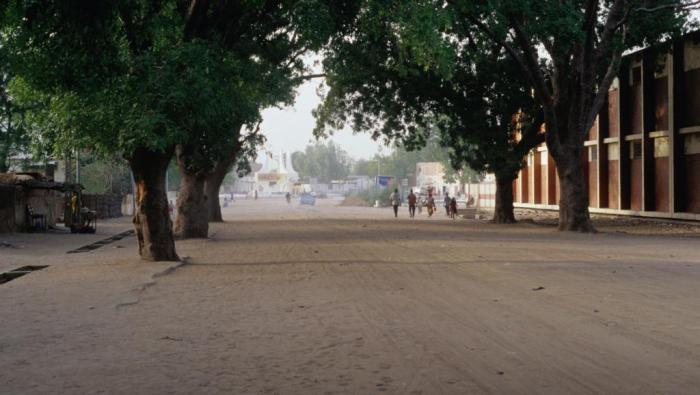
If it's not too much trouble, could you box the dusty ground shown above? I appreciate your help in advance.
[514,208,700,237]
[1,198,700,394]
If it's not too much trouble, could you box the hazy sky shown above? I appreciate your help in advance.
[259,71,386,161]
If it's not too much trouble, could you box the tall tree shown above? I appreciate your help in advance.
[5,1,226,260]
[450,0,694,231]
[171,1,358,237]
[315,0,543,223]
[4,0,359,258]
[204,124,265,222]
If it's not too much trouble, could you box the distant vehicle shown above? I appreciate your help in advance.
[300,193,316,205]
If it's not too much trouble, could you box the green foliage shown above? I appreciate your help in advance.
[232,129,266,178]
[3,0,359,171]
[452,0,694,150]
[315,1,538,182]
[352,180,399,206]
[292,141,351,183]
[352,134,445,177]
[0,35,30,172]
[78,153,132,194]
[352,133,482,184]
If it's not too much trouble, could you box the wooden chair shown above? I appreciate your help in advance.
[26,204,47,231]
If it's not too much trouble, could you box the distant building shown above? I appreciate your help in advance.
[415,162,443,193]
[230,163,261,195]
[253,150,299,195]
[327,175,373,195]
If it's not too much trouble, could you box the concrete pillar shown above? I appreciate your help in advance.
[598,107,609,208]
[641,51,656,212]
[669,40,686,213]
[618,60,631,210]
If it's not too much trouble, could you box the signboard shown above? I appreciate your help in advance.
[257,173,281,182]
[377,175,394,186]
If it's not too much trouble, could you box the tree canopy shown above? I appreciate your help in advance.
[292,141,352,183]
[448,0,695,230]
[315,0,695,229]
[314,0,541,221]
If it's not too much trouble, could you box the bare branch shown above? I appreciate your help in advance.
[637,0,700,13]
[586,33,624,134]
[447,2,551,105]
[595,0,626,63]
[285,45,310,69]
[508,15,553,103]
[293,73,326,82]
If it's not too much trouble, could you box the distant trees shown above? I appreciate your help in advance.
[350,135,482,193]
[292,141,351,183]
[351,136,448,180]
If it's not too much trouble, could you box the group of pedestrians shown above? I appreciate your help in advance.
[388,189,459,219]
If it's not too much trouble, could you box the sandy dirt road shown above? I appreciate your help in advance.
[1,198,700,394]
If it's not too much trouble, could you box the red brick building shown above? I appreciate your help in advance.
[514,32,700,220]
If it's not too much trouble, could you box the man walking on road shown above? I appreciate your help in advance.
[443,193,451,216]
[407,189,417,218]
[389,188,401,218]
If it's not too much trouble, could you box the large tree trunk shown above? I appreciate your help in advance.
[129,147,179,261]
[203,138,242,222]
[543,94,596,233]
[554,145,595,232]
[204,168,226,222]
[173,145,209,238]
[493,172,517,224]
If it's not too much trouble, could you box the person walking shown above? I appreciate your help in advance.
[427,194,436,217]
[407,189,417,218]
[443,193,451,216]
[389,188,401,218]
[449,196,458,219]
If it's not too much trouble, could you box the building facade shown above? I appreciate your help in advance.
[514,32,700,220]
[254,150,299,196]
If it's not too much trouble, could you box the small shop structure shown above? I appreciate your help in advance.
[0,173,83,232]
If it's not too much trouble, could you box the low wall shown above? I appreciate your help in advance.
[465,182,496,208]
